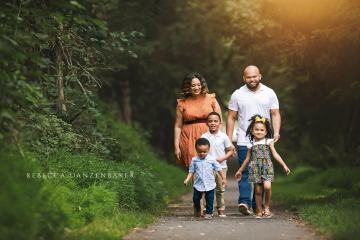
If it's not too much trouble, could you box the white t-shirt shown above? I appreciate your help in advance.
[228,83,279,146]
[201,131,232,169]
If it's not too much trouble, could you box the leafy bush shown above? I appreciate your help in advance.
[41,149,176,211]
[22,113,83,156]
[0,149,66,240]
[1,95,186,240]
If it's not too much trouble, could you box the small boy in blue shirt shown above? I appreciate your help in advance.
[183,138,227,219]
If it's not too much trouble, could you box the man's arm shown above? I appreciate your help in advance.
[271,109,281,142]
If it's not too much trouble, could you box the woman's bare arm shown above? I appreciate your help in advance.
[174,106,183,162]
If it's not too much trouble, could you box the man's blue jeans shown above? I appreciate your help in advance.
[193,188,215,214]
[236,145,256,210]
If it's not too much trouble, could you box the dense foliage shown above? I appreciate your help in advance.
[1,0,359,239]
[0,1,185,239]
[1,0,359,169]
[0,120,186,239]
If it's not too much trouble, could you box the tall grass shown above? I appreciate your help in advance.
[273,166,360,239]
[0,117,186,240]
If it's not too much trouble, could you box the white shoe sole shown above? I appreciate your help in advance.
[238,204,250,215]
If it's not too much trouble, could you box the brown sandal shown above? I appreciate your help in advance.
[263,208,273,218]
[254,211,263,219]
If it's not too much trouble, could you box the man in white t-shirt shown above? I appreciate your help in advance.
[226,65,281,215]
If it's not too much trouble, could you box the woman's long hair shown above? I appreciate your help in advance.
[180,72,209,99]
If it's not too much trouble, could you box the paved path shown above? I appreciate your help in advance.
[124,180,318,240]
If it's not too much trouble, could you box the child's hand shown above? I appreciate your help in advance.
[216,157,224,163]
[183,179,188,186]
[230,144,236,157]
[235,171,242,181]
[283,165,291,175]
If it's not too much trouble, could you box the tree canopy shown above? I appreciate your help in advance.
[1,0,359,166]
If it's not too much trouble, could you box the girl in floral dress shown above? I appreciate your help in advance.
[235,115,290,218]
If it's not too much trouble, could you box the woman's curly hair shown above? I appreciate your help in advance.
[246,114,273,143]
[180,72,209,99]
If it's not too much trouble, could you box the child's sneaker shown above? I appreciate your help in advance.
[238,203,251,215]
[204,214,213,220]
[218,210,227,217]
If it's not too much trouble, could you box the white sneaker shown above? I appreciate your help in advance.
[204,214,213,220]
[238,203,251,215]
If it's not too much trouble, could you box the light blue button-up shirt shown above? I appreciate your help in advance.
[189,155,222,192]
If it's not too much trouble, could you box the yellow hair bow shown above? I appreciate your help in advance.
[255,116,266,123]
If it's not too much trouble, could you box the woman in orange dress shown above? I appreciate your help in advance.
[174,72,222,167]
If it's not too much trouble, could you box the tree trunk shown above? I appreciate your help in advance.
[56,23,67,114]
[56,47,67,114]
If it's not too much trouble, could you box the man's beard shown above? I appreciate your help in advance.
[246,82,260,90]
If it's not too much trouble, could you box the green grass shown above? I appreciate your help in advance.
[64,210,155,240]
[0,117,188,240]
[273,166,360,239]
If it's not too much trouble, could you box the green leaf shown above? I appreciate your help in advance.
[0,111,14,121]
[34,33,49,40]
[70,1,86,10]
[2,35,18,46]
[91,19,108,31]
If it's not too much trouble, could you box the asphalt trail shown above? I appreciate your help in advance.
[124,180,319,240]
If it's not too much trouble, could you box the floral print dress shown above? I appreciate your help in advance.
[247,139,274,183]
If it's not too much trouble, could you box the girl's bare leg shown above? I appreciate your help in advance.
[263,181,272,210]
[254,183,263,215]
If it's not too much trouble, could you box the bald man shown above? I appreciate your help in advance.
[226,65,281,215]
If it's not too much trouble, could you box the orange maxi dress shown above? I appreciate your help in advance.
[177,93,218,167]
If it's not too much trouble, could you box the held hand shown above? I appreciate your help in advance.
[235,171,242,181]
[283,165,290,175]
[183,179,188,186]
